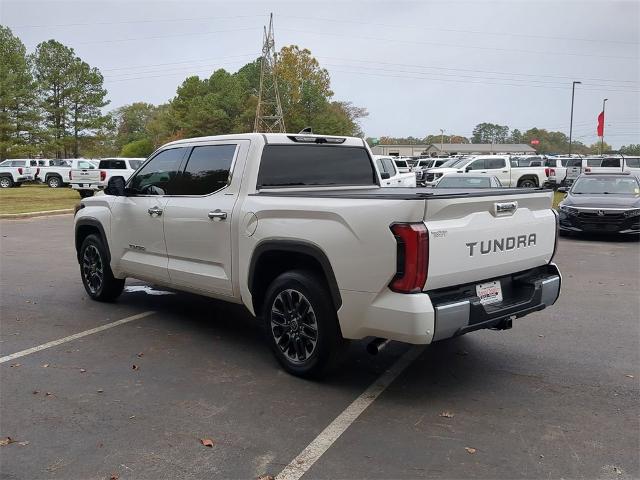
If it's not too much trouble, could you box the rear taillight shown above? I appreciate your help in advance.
[544,168,550,177]
[18,167,23,175]
[36,168,40,176]
[549,168,555,177]
[100,170,106,181]
[585,167,591,173]
[389,223,429,293]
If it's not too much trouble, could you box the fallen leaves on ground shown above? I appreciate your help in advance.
[80,369,86,373]
[257,476,274,480]
[200,438,215,448]
[97,389,104,393]
[625,374,634,378]
[0,437,15,446]
[137,352,144,358]
[9,363,21,368]
[110,474,119,480]
[42,363,49,368]
[45,392,54,397]
[465,447,477,454]
[131,364,139,371]
[439,411,455,418]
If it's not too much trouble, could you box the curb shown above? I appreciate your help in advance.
[0,209,74,220]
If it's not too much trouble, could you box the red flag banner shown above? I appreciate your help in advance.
[597,111,605,137]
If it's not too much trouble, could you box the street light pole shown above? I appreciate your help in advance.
[600,98,608,155]
[568,81,581,155]
[440,129,445,155]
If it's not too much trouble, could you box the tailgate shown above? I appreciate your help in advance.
[71,169,100,183]
[424,191,556,290]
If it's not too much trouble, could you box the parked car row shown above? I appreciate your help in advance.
[0,158,145,196]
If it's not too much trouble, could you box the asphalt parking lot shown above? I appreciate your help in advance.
[1,215,638,480]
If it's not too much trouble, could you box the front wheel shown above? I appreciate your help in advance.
[79,190,94,198]
[262,270,348,378]
[79,234,124,302]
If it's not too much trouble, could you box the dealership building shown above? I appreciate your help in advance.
[370,143,537,156]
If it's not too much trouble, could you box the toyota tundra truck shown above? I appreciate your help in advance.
[73,133,561,377]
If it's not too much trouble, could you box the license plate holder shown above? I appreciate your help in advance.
[476,280,503,305]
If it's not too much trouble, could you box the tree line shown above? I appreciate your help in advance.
[369,123,640,155]
[2,25,638,160]
[0,27,367,160]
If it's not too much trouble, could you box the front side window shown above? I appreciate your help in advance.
[466,159,486,170]
[172,144,236,195]
[257,145,376,188]
[128,148,185,195]
[382,158,397,176]
[10,160,26,167]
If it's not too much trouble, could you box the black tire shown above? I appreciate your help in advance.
[47,176,62,188]
[518,178,537,188]
[262,270,348,378]
[79,234,124,302]
[79,190,94,198]
[0,176,13,188]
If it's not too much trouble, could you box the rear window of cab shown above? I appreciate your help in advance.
[257,145,377,188]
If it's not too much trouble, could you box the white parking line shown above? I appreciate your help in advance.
[0,311,155,364]
[276,345,425,480]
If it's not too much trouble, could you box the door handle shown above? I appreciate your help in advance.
[502,170,508,173]
[208,210,227,221]
[148,206,163,216]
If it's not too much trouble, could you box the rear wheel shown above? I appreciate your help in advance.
[262,270,347,378]
[79,234,124,302]
[47,176,62,188]
[518,178,537,188]
[0,177,13,188]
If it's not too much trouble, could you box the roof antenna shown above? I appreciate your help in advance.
[298,127,313,134]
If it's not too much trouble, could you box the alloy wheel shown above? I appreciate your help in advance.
[0,178,10,188]
[82,244,104,294]
[270,289,319,364]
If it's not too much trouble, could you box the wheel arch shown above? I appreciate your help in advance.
[248,240,342,316]
[75,218,111,264]
[517,175,540,187]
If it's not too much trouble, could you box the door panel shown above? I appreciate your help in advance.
[163,141,247,297]
[111,196,170,282]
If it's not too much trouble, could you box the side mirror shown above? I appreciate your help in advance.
[381,172,391,180]
[465,166,472,172]
[557,187,568,193]
[105,176,126,196]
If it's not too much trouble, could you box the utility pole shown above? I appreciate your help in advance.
[440,129,445,155]
[254,13,285,133]
[568,81,581,155]
[599,98,608,155]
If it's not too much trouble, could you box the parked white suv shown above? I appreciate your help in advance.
[74,133,561,377]
[0,159,38,188]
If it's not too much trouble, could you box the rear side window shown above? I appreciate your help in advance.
[99,159,127,169]
[486,158,506,169]
[173,144,237,195]
[10,160,26,167]
[601,158,621,168]
[257,145,376,188]
[626,158,640,168]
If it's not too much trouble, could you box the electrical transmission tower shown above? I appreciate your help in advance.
[254,13,286,133]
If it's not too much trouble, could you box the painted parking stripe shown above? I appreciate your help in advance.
[0,311,155,364]
[276,345,425,480]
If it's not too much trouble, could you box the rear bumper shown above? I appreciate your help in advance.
[337,264,561,344]
[431,263,561,341]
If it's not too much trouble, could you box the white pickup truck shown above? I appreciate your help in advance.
[0,159,38,188]
[74,133,561,377]
[423,155,548,188]
[69,157,144,197]
[373,155,416,187]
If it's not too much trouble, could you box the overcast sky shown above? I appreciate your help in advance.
[2,0,639,147]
